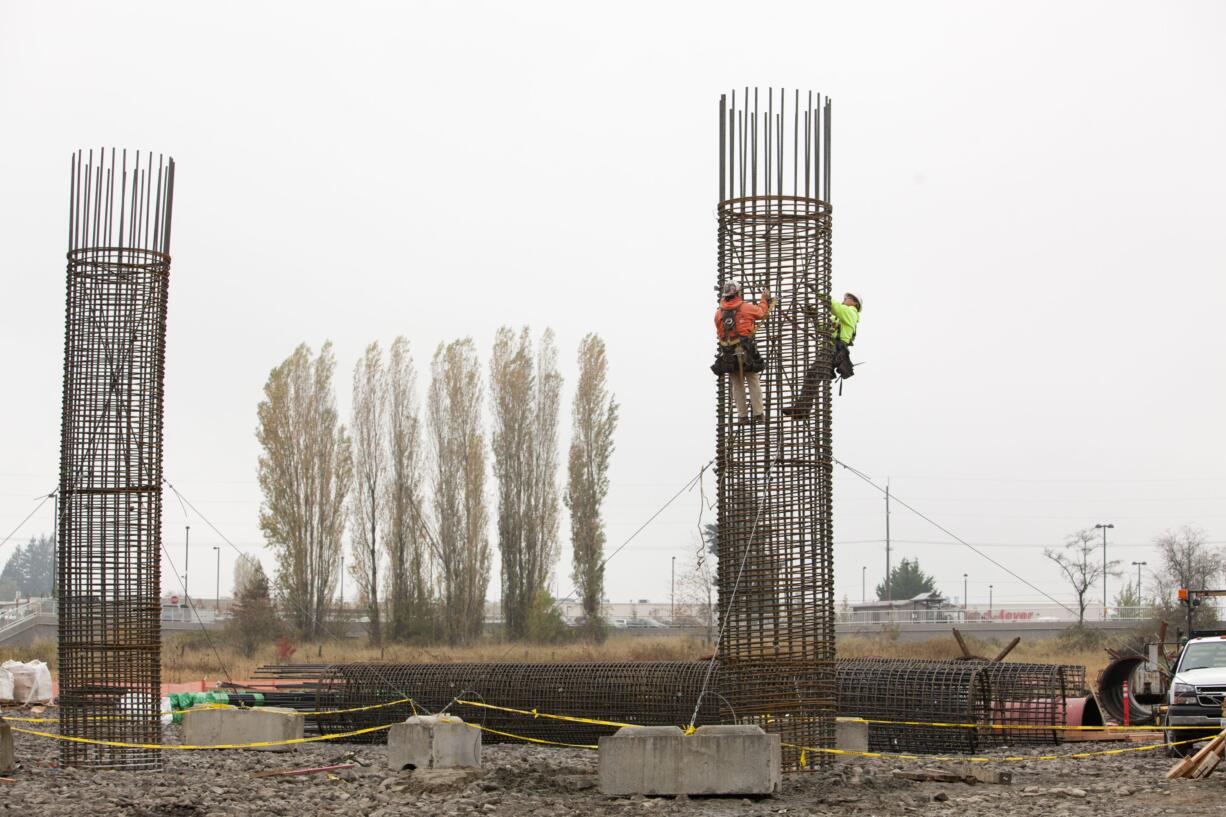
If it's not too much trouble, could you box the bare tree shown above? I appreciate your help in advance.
[257,342,352,639]
[490,327,563,639]
[427,339,490,644]
[349,342,386,646]
[1044,527,1122,625]
[675,549,717,645]
[1154,526,1223,628]
[382,336,432,641]
[565,334,618,641]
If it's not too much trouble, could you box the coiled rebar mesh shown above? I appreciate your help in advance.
[714,89,836,771]
[58,148,175,770]
[315,662,722,745]
[837,659,991,753]
[836,658,1082,751]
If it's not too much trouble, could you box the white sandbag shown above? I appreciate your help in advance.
[2,659,53,705]
[28,660,52,704]
[2,661,33,704]
[0,666,13,703]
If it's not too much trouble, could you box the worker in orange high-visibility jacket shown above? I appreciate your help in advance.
[711,280,774,426]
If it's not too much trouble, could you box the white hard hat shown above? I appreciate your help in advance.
[845,292,862,311]
[722,280,742,298]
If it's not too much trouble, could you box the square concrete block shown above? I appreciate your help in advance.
[181,706,303,752]
[388,715,481,771]
[0,720,13,772]
[835,718,868,759]
[599,724,781,796]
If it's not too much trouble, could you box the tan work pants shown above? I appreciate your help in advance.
[729,368,763,419]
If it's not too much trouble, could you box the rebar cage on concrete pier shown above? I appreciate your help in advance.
[714,89,835,770]
[57,149,175,770]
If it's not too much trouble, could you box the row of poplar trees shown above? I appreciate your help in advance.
[255,330,617,645]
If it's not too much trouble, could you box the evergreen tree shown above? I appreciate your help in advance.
[875,557,937,601]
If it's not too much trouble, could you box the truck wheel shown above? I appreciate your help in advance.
[1166,731,1194,757]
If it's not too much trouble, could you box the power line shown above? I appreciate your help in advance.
[833,458,1078,617]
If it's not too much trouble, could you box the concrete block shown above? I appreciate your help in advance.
[836,718,868,759]
[0,720,13,772]
[388,715,481,771]
[181,706,303,752]
[599,724,781,796]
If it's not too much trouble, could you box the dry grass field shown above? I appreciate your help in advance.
[125,629,1119,685]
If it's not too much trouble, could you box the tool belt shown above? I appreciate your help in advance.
[711,337,764,375]
[832,338,854,379]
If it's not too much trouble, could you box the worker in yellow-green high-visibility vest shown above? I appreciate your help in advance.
[782,292,861,419]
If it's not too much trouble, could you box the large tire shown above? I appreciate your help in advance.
[1166,730,1195,757]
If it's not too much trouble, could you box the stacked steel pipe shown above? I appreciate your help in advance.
[57,149,175,771]
[715,88,836,772]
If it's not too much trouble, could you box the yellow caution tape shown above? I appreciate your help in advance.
[782,735,1207,763]
[837,716,1211,731]
[453,699,635,729]
[10,722,392,750]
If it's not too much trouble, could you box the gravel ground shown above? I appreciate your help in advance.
[3,727,1224,817]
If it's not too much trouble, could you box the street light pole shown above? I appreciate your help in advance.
[1095,522,1114,614]
[963,573,968,611]
[1131,560,1147,602]
[213,546,220,612]
[184,525,190,605]
[340,554,345,611]
[670,556,676,623]
[861,566,866,603]
[988,584,994,620]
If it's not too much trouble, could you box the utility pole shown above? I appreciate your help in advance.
[670,556,676,623]
[861,566,866,603]
[963,573,968,612]
[339,554,345,611]
[884,479,892,602]
[51,491,58,599]
[1095,522,1114,616]
[989,584,994,620]
[184,525,190,606]
[213,546,220,612]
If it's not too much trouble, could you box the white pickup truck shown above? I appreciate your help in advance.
[1165,634,1226,756]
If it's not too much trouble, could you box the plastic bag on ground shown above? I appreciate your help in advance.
[2,659,54,705]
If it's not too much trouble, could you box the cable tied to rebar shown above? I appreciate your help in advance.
[687,456,780,731]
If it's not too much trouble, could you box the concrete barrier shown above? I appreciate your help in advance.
[181,706,302,752]
[599,724,781,796]
[836,718,868,758]
[388,715,481,771]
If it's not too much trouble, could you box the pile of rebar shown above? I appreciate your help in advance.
[714,88,836,771]
[57,148,175,771]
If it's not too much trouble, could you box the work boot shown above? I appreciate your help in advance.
[737,416,753,427]
[752,414,766,426]
[781,405,810,420]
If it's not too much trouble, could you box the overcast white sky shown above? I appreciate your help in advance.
[2,1,1223,613]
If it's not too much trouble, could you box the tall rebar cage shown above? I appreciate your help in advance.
[714,89,835,770]
[57,148,175,770]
